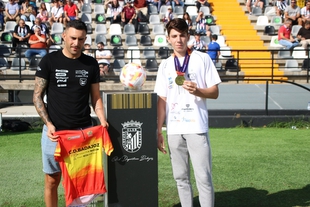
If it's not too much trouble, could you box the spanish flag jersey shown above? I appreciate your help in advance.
[54,125,113,207]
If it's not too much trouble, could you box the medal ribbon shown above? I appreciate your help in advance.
[173,48,192,76]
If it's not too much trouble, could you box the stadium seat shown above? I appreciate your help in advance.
[269,36,284,48]
[263,25,276,36]
[264,6,276,16]
[292,46,307,59]
[210,25,220,35]
[93,0,103,4]
[160,5,168,15]
[126,46,140,61]
[81,3,92,13]
[48,45,62,53]
[277,49,293,59]
[15,43,28,56]
[29,56,41,71]
[140,35,152,46]
[0,57,9,70]
[124,23,136,35]
[219,46,233,59]
[112,46,125,59]
[51,34,63,45]
[86,23,92,34]
[25,21,33,28]
[252,6,262,16]
[256,16,269,26]
[109,24,122,35]
[95,14,106,24]
[138,24,150,35]
[95,24,107,34]
[85,34,92,46]
[0,45,11,57]
[50,23,64,34]
[143,47,156,58]
[94,4,104,14]
[110,35,122,46]
[154,35,168,46]
[200,35,211,45]
[148,4,158,15]
[215,61,222,70]
[158,46,171,59]
[125,35,138,46]
[174,5,184,15]
[284,59,301,71]
[4,21,16,32]
[184,0,196,6]
[1,32,13,43]
[95,34,107,45]
[113,59,125,72]
[81,13,92,24]
[145,58,158,71]
[270,16,282,25]
[153,24,165,35]
[291,25,302,37]
[216,35,226,47]
[11,57,26,71]
[205,15,215,25]
[302,59,310,70]
[199,6,210,15]
[149,14,161,25]
[186,6,198,16]
[225,58,240,72]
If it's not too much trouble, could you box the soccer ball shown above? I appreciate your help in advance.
[120,63,146,90]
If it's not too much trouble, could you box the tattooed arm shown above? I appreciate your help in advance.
[33,76,59,141]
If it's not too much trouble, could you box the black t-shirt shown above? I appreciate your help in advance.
[297,27,310,40]
[35,50,100,130]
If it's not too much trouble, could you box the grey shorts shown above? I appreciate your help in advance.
[41,125,61,174]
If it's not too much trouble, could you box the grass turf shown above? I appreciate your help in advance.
[1,128,310,207]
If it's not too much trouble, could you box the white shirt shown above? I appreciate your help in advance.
[154,51,221,135]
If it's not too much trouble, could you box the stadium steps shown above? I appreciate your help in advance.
[209,0,286,83]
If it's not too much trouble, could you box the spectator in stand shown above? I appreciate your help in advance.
[246,0,264,15]
[99,62,115,82]
[36,2,49,23]
[49,0,64,26]
[183,12,193,34]
[64,0,79,26]
[275,0,288,17]
[20,0,36,23]
[105,0,123,24]
[297,20,310,49]
[207,34,221,66]
[301,1,310,24]
[196,0,210,12]
[4,0,20,23]
[171,0,184,11]
[284,0,302,25]
[0,0,5,30]
[196,11,211,36]
[121,0,136,28]
[134,0,148,16]
[12,19,31,51]
[25,25,47,61]
[83,43,94,57]
[31,17,53,47]
[278,18,300,49]
[163,6,173,26]
[188,32,208,51]
[96,42,112,71]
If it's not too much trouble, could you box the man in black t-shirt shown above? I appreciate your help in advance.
[33,20,108,207]
[297,20,310,50]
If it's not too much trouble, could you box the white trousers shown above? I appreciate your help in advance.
[167,133,214,207]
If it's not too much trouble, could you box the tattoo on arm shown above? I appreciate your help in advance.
[33,77,52,125]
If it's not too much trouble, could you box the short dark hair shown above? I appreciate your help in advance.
[65,20,87,33]
[97,42,104,46]
[211,34,218,40]
[166,18,189,36]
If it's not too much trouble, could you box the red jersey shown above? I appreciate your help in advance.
[64,3,78,17]
[54,125,113,207]
[29,34,47,49]
[278,25,291,40]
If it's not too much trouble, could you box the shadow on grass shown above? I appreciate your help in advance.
[173,184,310,207]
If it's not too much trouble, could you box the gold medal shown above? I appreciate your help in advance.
[175,75,185,86]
